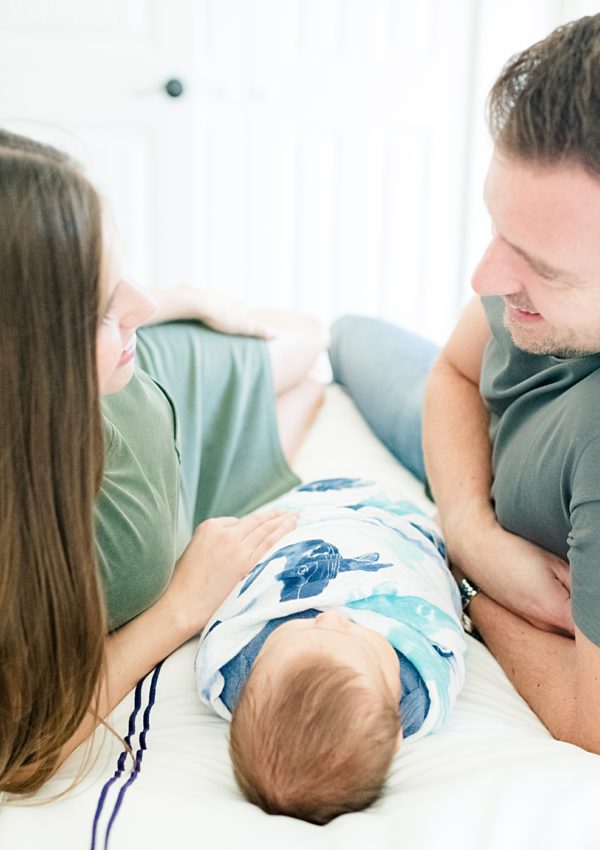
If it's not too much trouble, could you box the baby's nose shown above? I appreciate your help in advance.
[315,610,349,629]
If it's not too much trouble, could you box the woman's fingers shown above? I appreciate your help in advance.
[193,510,298,582]
[236,509,294,535]
[196,510,286,534]
[243,512,298,558]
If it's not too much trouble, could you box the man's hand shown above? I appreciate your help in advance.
[162,509,298,639]
[448,512,574,636]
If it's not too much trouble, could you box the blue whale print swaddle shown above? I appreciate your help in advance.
[195,478,467,742]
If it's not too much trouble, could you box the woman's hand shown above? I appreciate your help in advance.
[162,509,298,639]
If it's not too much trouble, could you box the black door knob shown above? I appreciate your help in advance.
[164,78,184,98]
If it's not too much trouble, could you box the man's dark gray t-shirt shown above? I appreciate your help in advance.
[481,296,600,644]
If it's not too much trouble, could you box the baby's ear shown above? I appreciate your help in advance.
[395,729,403,753]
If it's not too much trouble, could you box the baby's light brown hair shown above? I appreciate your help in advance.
[229,651,401,824]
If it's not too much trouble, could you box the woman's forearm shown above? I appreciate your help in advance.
[143,285,202,324]
[141,287,277,338]
[57,591,193,765]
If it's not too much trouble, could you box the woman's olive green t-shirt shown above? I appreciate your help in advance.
[95,322,300,632]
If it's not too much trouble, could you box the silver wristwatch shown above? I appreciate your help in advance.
[458,576,480,612]
[458,577,481,639]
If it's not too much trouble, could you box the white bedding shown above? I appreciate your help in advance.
[2,385,600,850]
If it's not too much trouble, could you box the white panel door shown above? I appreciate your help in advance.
[0,0,196,288]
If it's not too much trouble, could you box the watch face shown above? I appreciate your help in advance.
[459,578,479,612]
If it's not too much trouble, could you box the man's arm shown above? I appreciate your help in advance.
[422,296,494,549]
[469,591,600,753]
[423,296,573,634]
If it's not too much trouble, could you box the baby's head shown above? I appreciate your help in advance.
[229,611,402,824]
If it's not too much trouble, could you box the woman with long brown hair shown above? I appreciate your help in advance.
[0,129,326,794]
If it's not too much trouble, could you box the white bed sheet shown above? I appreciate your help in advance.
[2,385,600,850]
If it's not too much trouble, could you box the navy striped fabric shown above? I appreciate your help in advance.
[90,661,163,850]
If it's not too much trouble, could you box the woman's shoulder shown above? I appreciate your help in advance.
[102,368,180,456]
[102,367,171,420]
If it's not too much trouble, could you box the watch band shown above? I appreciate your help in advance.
[458,576,480,613]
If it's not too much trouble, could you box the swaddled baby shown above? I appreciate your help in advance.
[195,478,467,824]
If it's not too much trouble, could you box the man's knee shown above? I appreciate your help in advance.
[295,314,330,361]
[262,311,329,394]
[329,315,382,384]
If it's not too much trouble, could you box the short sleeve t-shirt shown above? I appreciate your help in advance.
[95,369,187,631]
[480,296,600,644]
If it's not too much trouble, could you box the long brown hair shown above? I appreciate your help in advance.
[488,14,600,177]
[0,130,106,793]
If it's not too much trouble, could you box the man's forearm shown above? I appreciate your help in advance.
[423,352,575,634]
[422,358,495,559]
[470,593,578,743]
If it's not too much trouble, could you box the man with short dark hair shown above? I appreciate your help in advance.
[330,13,600,753]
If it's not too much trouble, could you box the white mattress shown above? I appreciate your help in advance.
[2,385,600,850]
